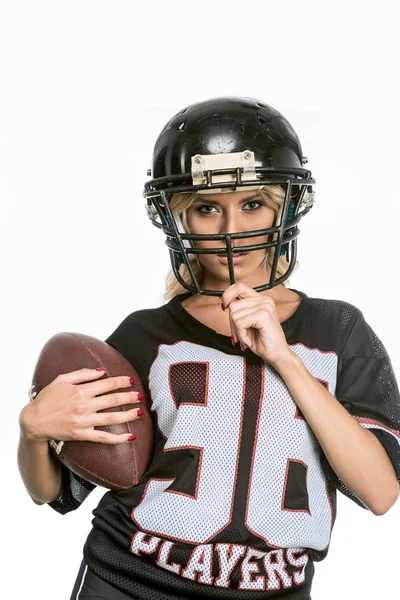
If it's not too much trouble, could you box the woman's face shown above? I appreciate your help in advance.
[185,190,276,290]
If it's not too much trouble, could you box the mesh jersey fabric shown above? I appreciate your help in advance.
[48,289,400,599]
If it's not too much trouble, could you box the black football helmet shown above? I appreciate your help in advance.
[144,96,315,296]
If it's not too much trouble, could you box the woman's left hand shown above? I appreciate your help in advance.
[221,282,294,368]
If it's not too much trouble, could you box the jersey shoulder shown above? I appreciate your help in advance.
[306,292,364,335]
[289,289,363,354]
[306,292,362,318]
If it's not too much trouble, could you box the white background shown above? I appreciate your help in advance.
[1,1,399,598]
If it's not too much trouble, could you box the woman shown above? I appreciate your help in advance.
[18,97,400,599]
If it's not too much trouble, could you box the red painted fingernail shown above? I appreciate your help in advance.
[96,367,106,372]
[127,435,136,441]
[137,409,144,416]
[129,377,134,385]
[240,342,249,352]
[137,393,144,400]
[221,303,226,311]
[231,335,237,345]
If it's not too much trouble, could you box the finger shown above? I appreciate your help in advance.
[55,367,110,385]
[227,298,269,344]
[91,406,145,429]
[228,296,270,314]
[80,375,135,397]
[228,295,275,315]
[91,390,144,412]
[82,429,139,445]
[228,305,238,345]
[231,308,268,346]
[231,302,275,324]
[73,403,144,431]
[221,282,259,310]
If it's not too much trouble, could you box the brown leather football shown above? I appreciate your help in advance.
[29,332,154,490]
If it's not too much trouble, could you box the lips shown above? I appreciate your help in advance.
[218,253,248,265]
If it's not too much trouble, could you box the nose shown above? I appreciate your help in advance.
[220,208,243,235]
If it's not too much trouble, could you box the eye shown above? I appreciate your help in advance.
[196,204,219,214]
[243,201,263,211]
[194,200,264,215]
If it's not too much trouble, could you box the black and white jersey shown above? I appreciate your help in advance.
[49,289,400,599]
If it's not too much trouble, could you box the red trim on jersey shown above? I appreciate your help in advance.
[285,548,310,587]
[214,543,246,588]
[281,459,311,516]
[162,446,203,499]
[181,544,214,585]
[131,355,247,545]
[168,360,210,408]
[262,548,292,591]
[238,547,266,591]
[354,416,400,439]
[245,364,295,549]
[130,531,161,556]
[156,540,182,575]
[289,342,338,358]
[201,357,247,544]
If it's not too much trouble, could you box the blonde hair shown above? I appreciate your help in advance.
[162,185,296,301]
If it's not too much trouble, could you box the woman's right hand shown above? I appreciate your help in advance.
[19,368,144,445]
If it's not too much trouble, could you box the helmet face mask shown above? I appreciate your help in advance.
[144,97,315,296]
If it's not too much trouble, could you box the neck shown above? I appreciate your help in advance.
[187,282,288,307]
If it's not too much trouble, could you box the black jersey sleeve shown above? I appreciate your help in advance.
[320,307,400,510]
[47,463,96,515]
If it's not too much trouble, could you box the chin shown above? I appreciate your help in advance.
[198,253,268,282]
[204,270,270,290]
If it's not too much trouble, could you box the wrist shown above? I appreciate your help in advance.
[19,405,47,443]
[271,349,302,377]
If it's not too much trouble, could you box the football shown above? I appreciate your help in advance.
[29,332,154,490]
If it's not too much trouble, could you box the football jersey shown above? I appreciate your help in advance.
[49,289,400,600]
